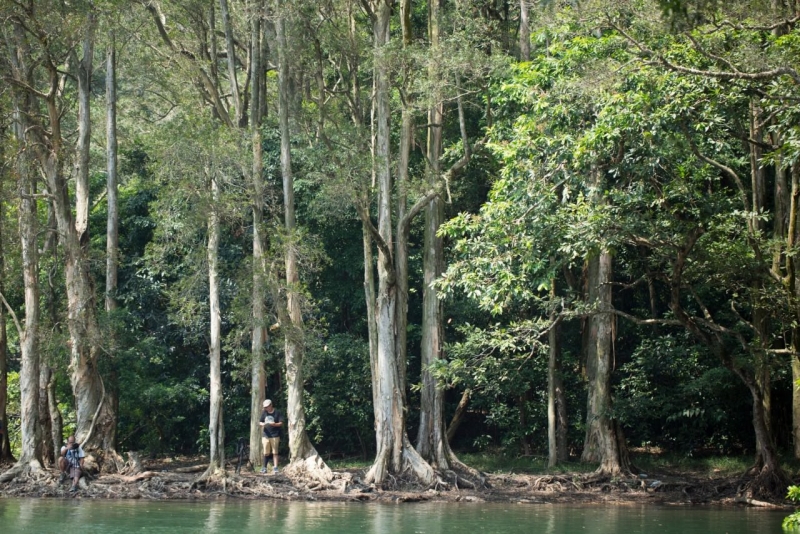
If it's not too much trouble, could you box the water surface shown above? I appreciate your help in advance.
[0,498,786,533]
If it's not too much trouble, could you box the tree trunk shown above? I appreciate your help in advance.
[446,389,470,443]
[104,34,122,467]
[38,366,54,465]
[219,0,242,123]
[106,35,119,314]
[555,342,569,463]
[276,0,332,482]
[74,12,96,242]
[519,0,530,61]
[67,19,118,460]
[364,0,434,487]
[47,370,63,462]
[581,250,631,475]
[0,102,44,480]
[547,282,559,467]
[0,176,11,463]
[794,332,800,458]
[249,2,268,468]
[417,0,452,469]
[205,173,225,477]
[363,220,379,409]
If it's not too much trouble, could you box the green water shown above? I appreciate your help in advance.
[0,498,786,533]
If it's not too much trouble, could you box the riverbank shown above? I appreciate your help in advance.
[0,454,794,508]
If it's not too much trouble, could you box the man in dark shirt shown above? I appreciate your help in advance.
[258,399,283,474]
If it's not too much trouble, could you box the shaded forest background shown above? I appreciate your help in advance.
[1,0,799,495]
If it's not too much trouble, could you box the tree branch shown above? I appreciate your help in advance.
[355,201,393,266]
[0,291,23,340]
[610,20,800,85]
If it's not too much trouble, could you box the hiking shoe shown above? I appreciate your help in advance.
[69,485,78,493]
[273,467,279,474]
[59,473,67,484]
[260,467,267,474]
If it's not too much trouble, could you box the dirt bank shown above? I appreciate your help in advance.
[0,456,793,508]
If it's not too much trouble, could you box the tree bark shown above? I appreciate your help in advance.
[364,0,434,486]
[276,0,332,482]
[106,35,119,314]
[249,2,268,468]
[417,0,452,470]
[519,0,530,61]
[204,172,225,478]
[74,11,96,242]
[0,95,44,480]
[0,167,11,463]
[446,389,470,443]
[547,281,559,467]
[38,366,54,465]
[580,249,631,475]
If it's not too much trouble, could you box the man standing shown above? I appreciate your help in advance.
[58,435,85,493]
[259,399,283,474]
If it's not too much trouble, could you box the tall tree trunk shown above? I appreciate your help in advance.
[417,0,451,469]
[106,35,119,314]
[580,249,631,475]
[364,219,379,410]
[67,17,118,462]
[364,0,434,486]
[555,338,569,463]
[205,172,225,478]
[0,169,12,463]
[249,3,268,468]
[104,33,121,467]
[547,280,560,467]
[0,100,43,480]
[276,0,332,482]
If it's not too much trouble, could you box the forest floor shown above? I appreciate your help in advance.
[0,453,796,508]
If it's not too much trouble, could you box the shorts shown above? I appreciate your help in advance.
[262,436,280,456]
[68,467,81,479]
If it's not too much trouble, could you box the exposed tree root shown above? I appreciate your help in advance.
[121,451,144,475]
[0,458,44,484]
[191,465,227,491]
[738,465,791,500]
[175,464,207,474]
[283,453,334,489]
[444,454,488,489]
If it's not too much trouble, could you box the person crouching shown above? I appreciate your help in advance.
[58,435,85,493]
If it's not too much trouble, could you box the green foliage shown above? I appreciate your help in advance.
[785,485,800,530]
[304,334,374,457]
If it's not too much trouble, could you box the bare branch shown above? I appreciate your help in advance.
[0,291,23,340]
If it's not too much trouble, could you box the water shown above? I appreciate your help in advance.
[0,498,787,533]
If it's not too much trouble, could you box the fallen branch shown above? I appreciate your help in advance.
[734,496,791,509]
[174,464,207,473]
[101,471,160,483]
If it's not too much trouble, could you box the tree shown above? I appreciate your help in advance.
[0,41,43,479]
[358,0,436,486]
[1,2,119,470]
[273,0,332,482]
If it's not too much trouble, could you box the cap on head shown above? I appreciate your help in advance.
[263,399,272,408]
